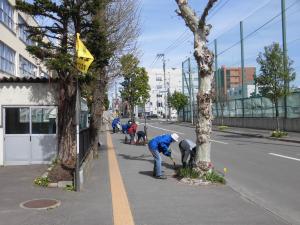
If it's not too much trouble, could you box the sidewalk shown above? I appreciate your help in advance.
[0,139,113,225]
[0,131,291,225]
[170,121,300,144]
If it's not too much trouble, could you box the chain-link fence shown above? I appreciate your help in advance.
[180,0,300,122]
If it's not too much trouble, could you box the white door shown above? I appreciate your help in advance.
[4,107,31,165]
[4,107,57,165]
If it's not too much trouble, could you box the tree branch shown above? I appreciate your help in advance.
[175,0,198,32]
[200,0,218,26]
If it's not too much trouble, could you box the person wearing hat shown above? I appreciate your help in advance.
[148,133,179,179]
[127,120,138,144]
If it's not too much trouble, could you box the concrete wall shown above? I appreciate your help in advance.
[213,117,300,132]
[0,82,58,165]
[0,83,58,126]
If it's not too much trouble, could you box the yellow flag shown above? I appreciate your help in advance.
[76,33,94,73]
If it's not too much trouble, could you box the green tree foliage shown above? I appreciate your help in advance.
[15,0,109,168]
[168,91,188,114]
[256,42,295,130]
[120,54,150,118]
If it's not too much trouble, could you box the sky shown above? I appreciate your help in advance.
[137,0,300,87]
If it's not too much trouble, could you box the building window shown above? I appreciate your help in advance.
[156,94,162,98]
[18,15,34,46]
[156,76,162,81]
[19,55,37,77]
[156,85,162,89]
[0,42,15,75]
[40,70,49,78]
[0,0,14,31]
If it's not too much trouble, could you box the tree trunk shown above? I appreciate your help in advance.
[275,100,280,131]
[57,75,77,169]
[194,31,214,172]
[175,0,217,172]
[90,69,108,156]
[130,103,135,121]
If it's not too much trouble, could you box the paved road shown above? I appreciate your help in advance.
[142,120,300,225]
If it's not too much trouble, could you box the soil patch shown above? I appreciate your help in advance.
[48,164,73,183]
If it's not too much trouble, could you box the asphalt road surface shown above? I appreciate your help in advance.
[141,120,300,225]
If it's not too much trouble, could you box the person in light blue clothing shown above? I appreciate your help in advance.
[148,133,179,179]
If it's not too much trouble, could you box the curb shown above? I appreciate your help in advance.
[216,129,300,144]
[38,164,73,189]
[166,121,300,144]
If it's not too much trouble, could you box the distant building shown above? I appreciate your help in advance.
[217,66,256,95]
[227,85,258,99]
[145,68,182,117]
[0,0,50,79]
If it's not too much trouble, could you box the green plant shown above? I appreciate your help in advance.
[34,177,50,187]
[177,167,200,179]
[271,130,288,138]
[51,157,58,165]
[64,184,75,191]
[218,125,228,131]
[202,170,226,184]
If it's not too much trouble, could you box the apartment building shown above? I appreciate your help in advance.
[145,68,182,118]
[217,66,255,95]
[0,0,50,78]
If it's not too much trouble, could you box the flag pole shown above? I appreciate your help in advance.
[75,77,80,191]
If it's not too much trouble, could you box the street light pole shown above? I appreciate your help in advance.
[157,53,167,120]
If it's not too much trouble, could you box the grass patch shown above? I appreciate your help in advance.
[271,130,288,138]
[177,167,226,184]
[218,125,229,131]
[177,167,201,179]
[64,184,75,191]
[202,170,226,184]
[34,177,50,187]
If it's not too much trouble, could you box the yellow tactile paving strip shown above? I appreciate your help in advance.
[107,132,135,225]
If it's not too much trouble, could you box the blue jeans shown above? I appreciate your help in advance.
[149,149,162,176]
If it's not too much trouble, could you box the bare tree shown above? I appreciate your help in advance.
[88,0,140,152]
[175,0,218,172]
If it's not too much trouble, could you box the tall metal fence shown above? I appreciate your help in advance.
[180,0,300,122]
[212,92,300,118]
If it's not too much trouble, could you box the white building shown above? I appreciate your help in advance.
[145,68,182,118]
[227,84,258,99]
[0,0,50,79]
[0,0,56,166]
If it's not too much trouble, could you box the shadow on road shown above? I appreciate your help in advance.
[118,153,177,171]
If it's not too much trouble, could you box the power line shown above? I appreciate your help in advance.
[218,0,299,57]
[207,0,231,21]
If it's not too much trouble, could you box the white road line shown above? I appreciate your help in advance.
[211,140,228,145]
[269,153,300,162]
[145,124,185,135]
[144,123,228,145]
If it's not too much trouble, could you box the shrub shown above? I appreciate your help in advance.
[34,177,50,187]
[202,170,226,184]
[218,125,229,131]
[271,130,288,138]
[64,184,75,191]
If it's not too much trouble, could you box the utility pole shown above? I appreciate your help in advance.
[214,39,219,117]
[240,21,245,118]
[157,53,167,119]
[281,0,288,122]
[188,58,194,124]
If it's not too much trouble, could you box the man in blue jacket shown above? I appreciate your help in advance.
[111,117,120,133]
[148,133,179,179]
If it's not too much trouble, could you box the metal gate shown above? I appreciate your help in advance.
[4,107,57,165]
